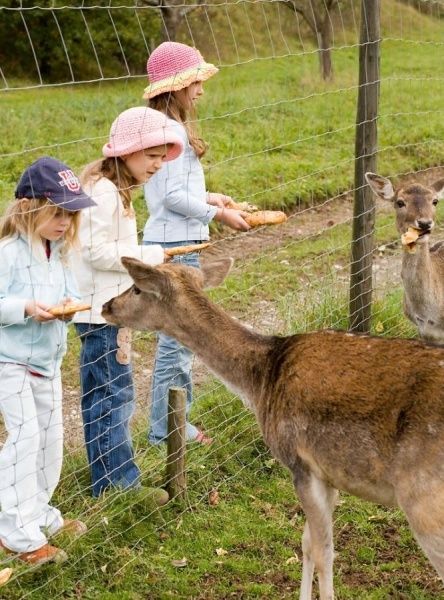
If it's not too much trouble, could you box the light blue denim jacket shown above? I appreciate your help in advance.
[0,234,80,377]
[143,119,217,243]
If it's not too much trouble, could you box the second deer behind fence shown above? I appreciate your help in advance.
[366,171,444,343]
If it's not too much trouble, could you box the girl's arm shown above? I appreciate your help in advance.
[81,181,164,272]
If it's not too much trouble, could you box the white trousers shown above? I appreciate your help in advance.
[0,364,64,552]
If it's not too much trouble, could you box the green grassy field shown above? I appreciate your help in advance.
[1,1,444,598]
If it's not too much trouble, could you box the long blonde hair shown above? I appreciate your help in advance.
[0,198,81,257]
[80,157,138,214]
[149,91,207,158]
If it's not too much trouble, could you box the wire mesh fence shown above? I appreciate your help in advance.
[0,0,443,596]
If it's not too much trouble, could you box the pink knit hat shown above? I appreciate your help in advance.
[143,42,218,100]
[102,106,183,159]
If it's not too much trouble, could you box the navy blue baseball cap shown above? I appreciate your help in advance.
[15,156,96,211]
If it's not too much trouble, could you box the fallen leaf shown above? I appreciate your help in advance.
[285,555,299,565]
[100,565,107,573]
[375,321,384,333]
[171,557,187,568]
[215,548,228,556]
[0,568,13,585]
[175,518,183,531]
[368,514,387,523]
[209,489,220,506]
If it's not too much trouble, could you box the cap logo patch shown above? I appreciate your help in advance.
[58,169,81,193]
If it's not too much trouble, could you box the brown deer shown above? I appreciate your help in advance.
[102,257,444,600]
[366,172,444,343]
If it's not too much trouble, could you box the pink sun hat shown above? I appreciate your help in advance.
[102,106,183,159]
[143,42,218,100]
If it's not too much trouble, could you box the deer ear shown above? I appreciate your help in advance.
[121,257,167,297]
[365,172,395,201]
[431,178,444,200]
[201,257,234,289]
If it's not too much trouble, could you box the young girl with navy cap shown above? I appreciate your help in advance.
[0,156,95,565]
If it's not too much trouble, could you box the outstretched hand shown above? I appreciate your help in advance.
[215,207,251,231]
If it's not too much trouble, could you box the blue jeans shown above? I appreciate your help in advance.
[75,323,139,496]
[143,240,201,444]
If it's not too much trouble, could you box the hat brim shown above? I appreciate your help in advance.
[143,63,218,99]
[102,134,183,161]
[50,193,97,212]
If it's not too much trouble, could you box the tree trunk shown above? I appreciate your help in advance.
[317,23,333,81]
[160,6,181,41]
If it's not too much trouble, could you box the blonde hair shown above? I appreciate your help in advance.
[80,157,138,214]
[0,198,81,257]
[149,91,207,158]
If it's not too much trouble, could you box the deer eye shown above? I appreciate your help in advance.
[133,286,141,295]
[432,198,439,206]
[396,199,406,208]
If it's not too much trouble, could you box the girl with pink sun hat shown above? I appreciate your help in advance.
[72,106,183,498]
[142,42,250,446]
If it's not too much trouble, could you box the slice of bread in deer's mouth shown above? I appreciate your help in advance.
[49,302,91,317]
[401,227,421,254]
[244,211,287,227]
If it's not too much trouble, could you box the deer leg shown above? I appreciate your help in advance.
[398,483,444,583]
[299,521,314,600]
[293,469,338,600]
[413,530,444,582]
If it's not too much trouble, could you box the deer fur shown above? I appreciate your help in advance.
[366,172,444,343]
[102,257,444,600]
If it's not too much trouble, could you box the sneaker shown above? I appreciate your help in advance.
[52,519,87,539]
[0,540,67,566]
[132,485,169,508]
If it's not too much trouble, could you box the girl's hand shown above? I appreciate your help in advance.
[215,208,251,231]
[207,193,233,208]
[25,300,56,322]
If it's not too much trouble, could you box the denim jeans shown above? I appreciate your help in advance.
[143,240,201,444]
[75,323,139,496]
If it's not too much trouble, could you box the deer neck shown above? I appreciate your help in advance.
[401,240,432,292]
[161,293,273,405]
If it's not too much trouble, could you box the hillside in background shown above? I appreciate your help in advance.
[0,0,443,212]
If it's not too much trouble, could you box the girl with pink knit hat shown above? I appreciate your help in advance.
[142,42,250,446]
[72,106,183,500]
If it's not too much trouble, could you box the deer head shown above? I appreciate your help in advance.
[102,256,233,331]
[365,172,444,241]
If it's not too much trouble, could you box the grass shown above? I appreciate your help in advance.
[1,1,444,598]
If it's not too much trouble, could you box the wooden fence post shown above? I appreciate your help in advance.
[165,387,187,500]
[349,0,380,332]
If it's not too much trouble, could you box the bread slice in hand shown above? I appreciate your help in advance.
[164,242,211,257]
[49,302,91,317]
[244,210,287,227]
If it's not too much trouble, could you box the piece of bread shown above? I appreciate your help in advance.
[244,210,287,227]
[164,242,211,257]
[49,302,91,317]
[401,227,420,254]
[224,199,259,212]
